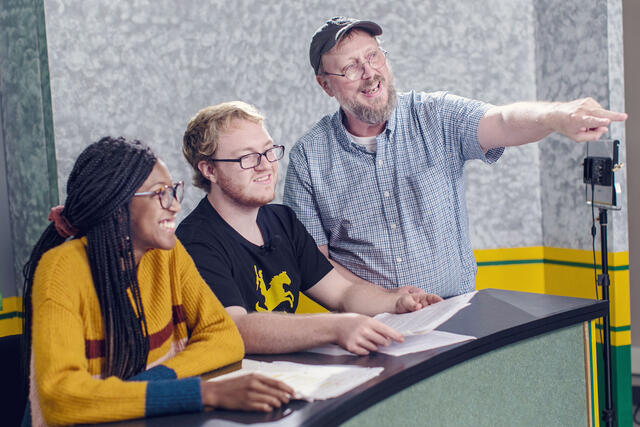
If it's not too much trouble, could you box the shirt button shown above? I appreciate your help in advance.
[396,257,403,263]
[391,223,397,229]
[378,160,383,166]
[383,191,390,197]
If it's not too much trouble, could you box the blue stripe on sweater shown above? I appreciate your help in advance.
[145,377,202,416]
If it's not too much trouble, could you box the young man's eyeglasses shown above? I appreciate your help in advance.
[210,145,285,170]
[321,48,388,81]
[133,181,184,209]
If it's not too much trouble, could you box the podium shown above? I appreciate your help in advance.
[102,289,607,426]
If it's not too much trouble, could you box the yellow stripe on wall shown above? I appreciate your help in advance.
[474,246,629,335]
[474,246,546,294]
[0,296,23,337]
[589,326,631,347]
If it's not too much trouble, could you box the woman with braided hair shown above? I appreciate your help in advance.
[21,137,292,426]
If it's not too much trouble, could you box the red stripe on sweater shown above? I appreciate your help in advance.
[172,304,186,323]
[85,305,186,359]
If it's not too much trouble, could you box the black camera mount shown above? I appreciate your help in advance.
[583,139,622,427]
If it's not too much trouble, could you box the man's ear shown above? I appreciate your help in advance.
[197,160,217,184]
[316,75,334,97]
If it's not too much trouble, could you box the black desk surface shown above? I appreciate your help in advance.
[108,289,607,427]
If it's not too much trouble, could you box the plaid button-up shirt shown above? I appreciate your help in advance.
[283,91,503,297]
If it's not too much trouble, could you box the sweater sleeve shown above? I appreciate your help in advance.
[32,298,202,425]
[159,240,245,378]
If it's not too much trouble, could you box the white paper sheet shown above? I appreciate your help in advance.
[307,291,477,357]
[307,330,476,357]
[373,291,477,336]
[376,330,476,356]
[207,359,383,401]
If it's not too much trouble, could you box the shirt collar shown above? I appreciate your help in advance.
[332,106,397,153]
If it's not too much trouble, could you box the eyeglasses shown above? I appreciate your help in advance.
[210,145,285,169]
[133,181,184,209]
[322,48,388,81]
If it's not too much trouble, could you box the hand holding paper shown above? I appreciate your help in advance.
[375,291,477,336]
[308,291,478,357]
[334,313,404,355]
[395,292,443,313]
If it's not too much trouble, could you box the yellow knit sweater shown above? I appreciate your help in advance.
[29,238,244,425]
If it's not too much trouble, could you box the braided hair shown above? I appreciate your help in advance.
[22,136,157,384]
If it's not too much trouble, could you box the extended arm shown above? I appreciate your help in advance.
[226,305,403,355]
[478,97,627,151]
[307,269,442,317]
[225,266,441,355]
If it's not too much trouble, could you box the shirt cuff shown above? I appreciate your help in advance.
[145,377,203,416]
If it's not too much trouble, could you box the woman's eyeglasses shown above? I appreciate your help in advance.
[133,181,184,209]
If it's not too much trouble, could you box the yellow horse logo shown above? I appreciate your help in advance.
[254,266,294,312]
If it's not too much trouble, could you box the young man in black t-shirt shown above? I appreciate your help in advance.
[177,101,442,355]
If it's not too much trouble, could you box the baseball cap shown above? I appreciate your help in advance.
[309,17,383,75]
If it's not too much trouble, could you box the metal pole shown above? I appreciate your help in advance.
[599,209,615,426]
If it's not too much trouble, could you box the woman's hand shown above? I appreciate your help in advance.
[201,373,294,412]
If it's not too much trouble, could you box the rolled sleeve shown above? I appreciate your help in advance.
[435,92,504,163]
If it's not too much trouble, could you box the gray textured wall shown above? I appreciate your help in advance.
[42,0,626,254]
[535,0,627,253]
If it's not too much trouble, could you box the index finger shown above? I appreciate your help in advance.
[589,109,628,122]
[371,320,404,342]
[252,374,295,395]
[426,293,443,304]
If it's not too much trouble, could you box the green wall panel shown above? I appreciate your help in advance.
[0,0,58,299]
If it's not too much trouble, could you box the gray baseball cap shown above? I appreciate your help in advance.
[309,17,383,75]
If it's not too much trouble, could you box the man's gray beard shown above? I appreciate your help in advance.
[342,79,398,125]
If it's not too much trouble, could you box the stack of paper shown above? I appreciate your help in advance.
[376,330,475,356]
[308,291,477,357]
[373,290,476,336]
[207,359,384,401]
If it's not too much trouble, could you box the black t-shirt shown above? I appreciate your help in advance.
[176,197,333,313]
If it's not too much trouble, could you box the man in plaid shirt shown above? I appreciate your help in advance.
[283,17,627,298]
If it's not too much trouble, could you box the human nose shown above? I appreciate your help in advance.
[253,154,270,170]
[168,192,181,214]
[360,61,375,79]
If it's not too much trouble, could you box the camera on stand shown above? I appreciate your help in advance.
[584,139,622,209]
[582,139,623,427]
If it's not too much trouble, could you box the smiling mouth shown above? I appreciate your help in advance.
[361,80,381,95]
[254,174,271,183]
[159,220,175,231]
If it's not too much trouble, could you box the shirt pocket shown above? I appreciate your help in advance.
[400,165,454,231]
[323,193,384,248]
